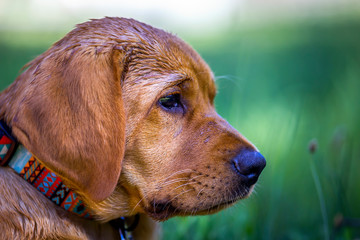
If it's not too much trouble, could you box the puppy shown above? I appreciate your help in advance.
[0,17,266,239]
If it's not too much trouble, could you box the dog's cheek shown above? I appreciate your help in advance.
[121,112,185,187]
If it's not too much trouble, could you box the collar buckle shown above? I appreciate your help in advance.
[110,214,139,240]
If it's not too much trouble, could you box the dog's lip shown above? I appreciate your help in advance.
[144,196,243,221]
[201,199,237,212]
[144,184,254,220]
[146,200,237,221]
[194,196,245,216]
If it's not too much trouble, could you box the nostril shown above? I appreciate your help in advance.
[232,149,266,186]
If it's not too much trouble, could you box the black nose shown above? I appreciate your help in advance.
[232,149,266,186]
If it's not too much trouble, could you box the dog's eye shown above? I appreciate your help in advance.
[159,93,182,111]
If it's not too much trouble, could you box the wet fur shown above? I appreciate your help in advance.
[0,17,257,239]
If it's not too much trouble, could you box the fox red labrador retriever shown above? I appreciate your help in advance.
[0,17,265,239]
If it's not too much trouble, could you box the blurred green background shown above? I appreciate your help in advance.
[1,0,360,239]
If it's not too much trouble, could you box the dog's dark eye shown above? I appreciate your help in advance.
[159,93,182,111]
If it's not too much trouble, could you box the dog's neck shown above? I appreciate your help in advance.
[0,119,139,238]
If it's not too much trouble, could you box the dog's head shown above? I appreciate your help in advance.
[5,17,265,221]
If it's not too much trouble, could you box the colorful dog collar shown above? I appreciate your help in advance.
[0,120,92,219]
[0,120,137,239]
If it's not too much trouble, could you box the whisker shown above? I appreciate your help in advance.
[169,189,193,203]
[157,174,203,188]
[196,187,206,198]
[169,175,203,190]
[173,182,194,191]
[159,178,189,187]
[159,169,194,183]
[130,192,148,215]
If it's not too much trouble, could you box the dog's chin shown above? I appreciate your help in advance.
[145,186,254,221]
[145,199,237,221]
[145,202,179,221]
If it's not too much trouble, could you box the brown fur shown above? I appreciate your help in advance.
[0,17,260,239]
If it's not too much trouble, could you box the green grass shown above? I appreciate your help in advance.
[1,15,359,240]
[165,17,360,240]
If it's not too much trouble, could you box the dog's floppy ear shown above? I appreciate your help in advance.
[11,42,126,202]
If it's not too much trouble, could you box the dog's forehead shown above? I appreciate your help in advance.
[111,18,217,97]
[69,17,216,99]
[160,45,217,100]
[126,54,216,101]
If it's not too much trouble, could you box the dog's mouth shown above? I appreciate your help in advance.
[142,168,258,221]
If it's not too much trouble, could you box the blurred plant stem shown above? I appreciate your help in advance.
[309,139,330,240]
